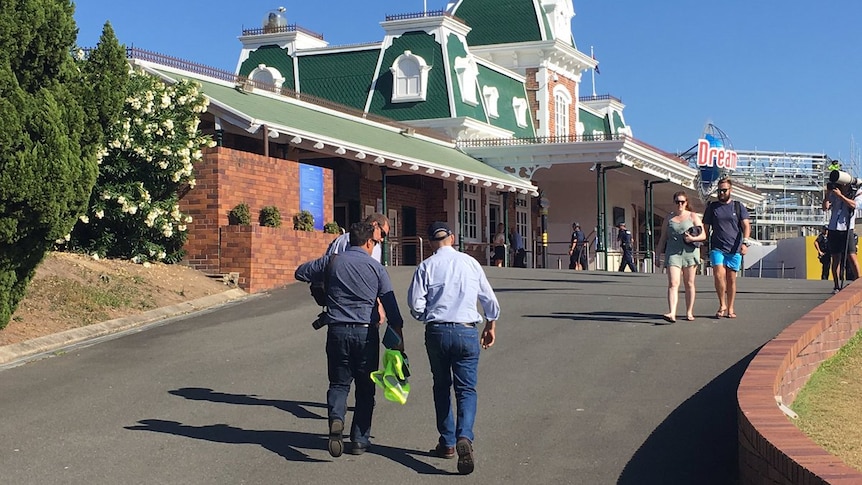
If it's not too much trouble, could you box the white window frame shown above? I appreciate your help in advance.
[454,56,479,106]
[462,184,479,241]
[512,97,528,128]
[515,195,529,252]
[249,64,286,89]
[553,85,571,137]
[390,50,431,103]
[483,86,499,118]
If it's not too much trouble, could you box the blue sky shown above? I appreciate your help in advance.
[75,1,862,164]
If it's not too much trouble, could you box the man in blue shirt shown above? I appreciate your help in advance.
[295,222,404,457]
[510,225,526,268]
[568,222,587,270]
[703,178,751,318]
[322,213,390,327]
[616,222,636,272]
[407,222,499,475]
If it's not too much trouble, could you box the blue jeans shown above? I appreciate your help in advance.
[326,325,379,446]
[424,323,480,447]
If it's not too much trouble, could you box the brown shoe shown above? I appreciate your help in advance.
[430,443,455,459]
[456,438,474,475]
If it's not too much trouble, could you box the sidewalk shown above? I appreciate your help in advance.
[0,288,248,368]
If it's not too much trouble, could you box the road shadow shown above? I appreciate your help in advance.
[124,419,449,474]
[617,349,759,485]
[169,387,325,420]
[523,311,664,326]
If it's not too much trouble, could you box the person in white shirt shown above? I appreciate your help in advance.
[408,221,499,475]
[326,213,390,262]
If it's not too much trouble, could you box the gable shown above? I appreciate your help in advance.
[238,45,295,89]
[367,31,451,121]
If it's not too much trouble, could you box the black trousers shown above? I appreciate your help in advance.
[618,249,636,272]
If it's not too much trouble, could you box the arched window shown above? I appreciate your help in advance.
[553,85,571,137]
[390,51,431,103]
[248,64,285,89]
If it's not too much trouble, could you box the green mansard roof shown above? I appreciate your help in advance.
[449,0,553,46]
[477,63,535,137]
[297,49,380,111]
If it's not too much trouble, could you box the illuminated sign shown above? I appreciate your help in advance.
[696,138,737,170]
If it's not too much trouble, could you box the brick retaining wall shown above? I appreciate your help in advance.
[737,282,862,484]
[219,225,335,293]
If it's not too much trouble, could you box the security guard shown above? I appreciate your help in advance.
[617,222,637,272]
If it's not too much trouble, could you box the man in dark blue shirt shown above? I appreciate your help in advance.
[295,222,404,457]
[616,222,636,272]
[703,178,751,318]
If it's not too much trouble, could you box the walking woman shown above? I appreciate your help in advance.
[654,192,707,323]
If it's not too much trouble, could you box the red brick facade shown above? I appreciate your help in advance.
[546,71,578,138]
[180,147,337,292]
[179,146,535,291]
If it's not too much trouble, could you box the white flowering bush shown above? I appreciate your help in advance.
[66,67,215,263]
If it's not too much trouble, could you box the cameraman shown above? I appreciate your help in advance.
[823,179,862,293]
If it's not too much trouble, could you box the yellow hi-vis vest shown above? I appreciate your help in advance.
[370,349,410,404]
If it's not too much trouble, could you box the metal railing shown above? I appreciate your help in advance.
[457,134,688,165]
[458,133,627,148]
[241,24,325,39]
[385,9,464,23]
[386,236,424,266]
[578,94,623,103]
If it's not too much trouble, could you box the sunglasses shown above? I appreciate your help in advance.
[718,188,730,193]
[674,200,687,204]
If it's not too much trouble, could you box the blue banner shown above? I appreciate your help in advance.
[299,164,324,231]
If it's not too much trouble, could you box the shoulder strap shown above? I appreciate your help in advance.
[734,201,743,231]
[704,201,715,220]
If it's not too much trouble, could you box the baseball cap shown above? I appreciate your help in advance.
[618,222,626,227]
[427,222,453,241]
[573,222,580,227]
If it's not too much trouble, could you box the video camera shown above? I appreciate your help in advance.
[828,170,862,192]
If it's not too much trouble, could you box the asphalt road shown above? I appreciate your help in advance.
[0,267,832,484]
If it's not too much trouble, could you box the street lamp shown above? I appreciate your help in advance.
[538,193,550,269]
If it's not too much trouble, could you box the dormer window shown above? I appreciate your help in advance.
[390,50,431,103]
[454,56,479,106]
[483,86,499,118]
[248,64,286,89]
[512,97,528,128]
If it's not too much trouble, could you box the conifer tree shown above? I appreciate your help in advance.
[0,0,102,328]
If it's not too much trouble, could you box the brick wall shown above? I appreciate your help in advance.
[219,225,335,293]
[180,147,336,290]
[737,282,862,484]
[359,176,447,261]
[525,67,540,131]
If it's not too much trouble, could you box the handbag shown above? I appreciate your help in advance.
[686,225,703,248]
